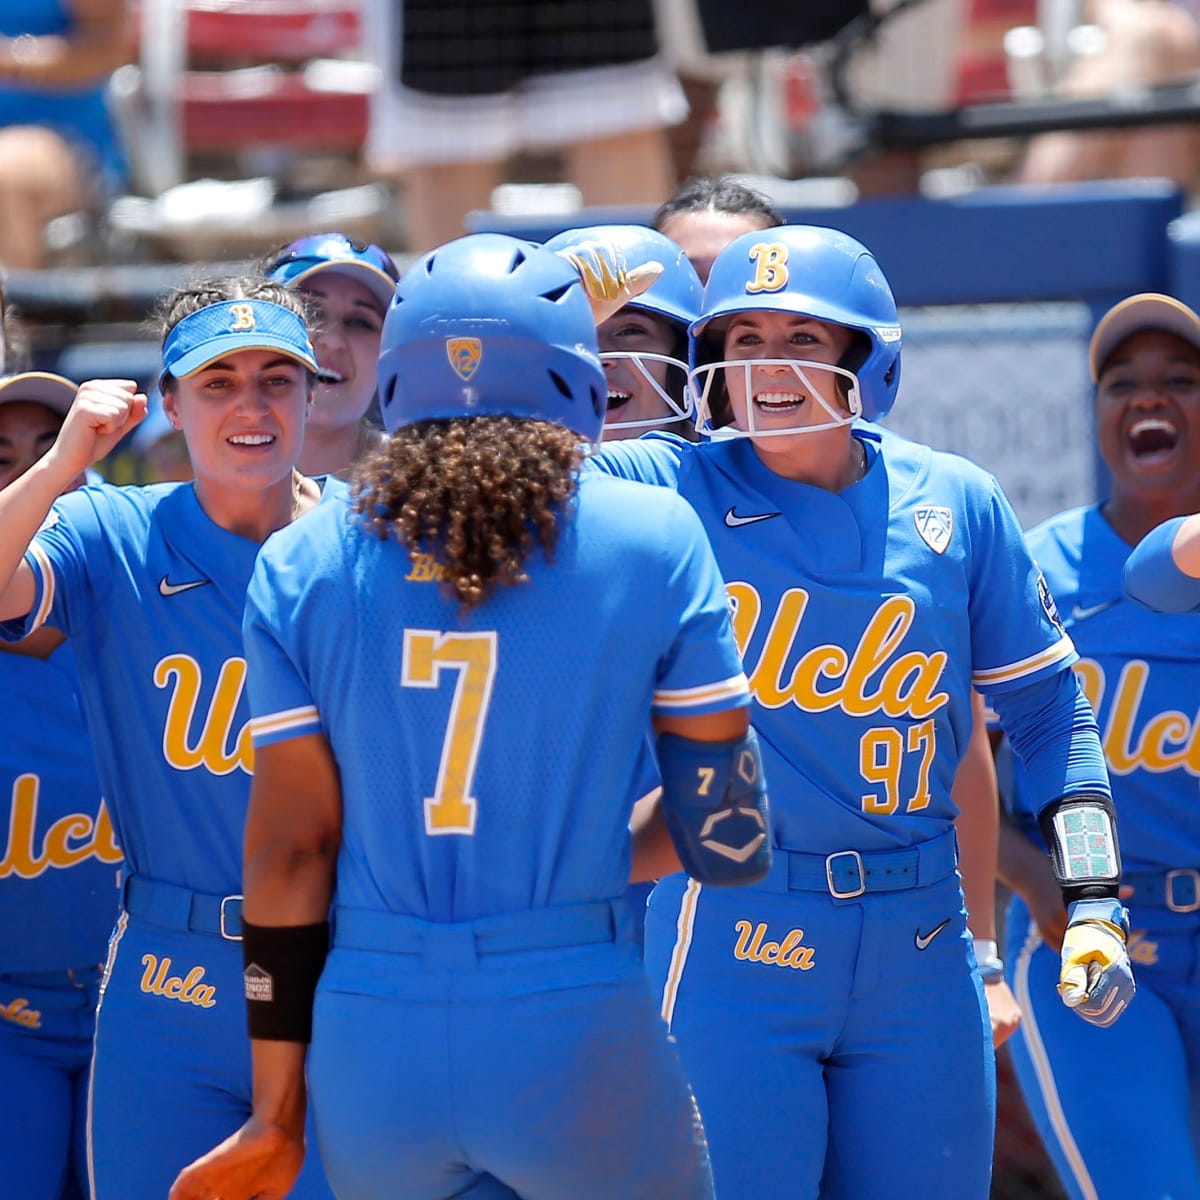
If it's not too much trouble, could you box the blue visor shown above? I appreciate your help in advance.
[159,300,318,387]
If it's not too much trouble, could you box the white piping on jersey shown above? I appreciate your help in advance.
[87,909,129,1200]
[1012,916,1099,1200]
[654,674,750,710]
[249,705,321,743]
[972,634,1075,689]
[27,541,55,634]
[661,878,702,1029]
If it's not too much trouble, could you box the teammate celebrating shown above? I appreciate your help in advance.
[0,279,336,1200]
[590,224,1133,1199]
[1004,292,1200,1198]
[263,231,400,478]
[0,367,119,1200]
[545,224,701,441]
[168,234,767,1200]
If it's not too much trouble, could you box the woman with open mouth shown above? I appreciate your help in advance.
[590,223,1132,1200]
[263,232,400,479]
[1005,292,1200,1199]
[0,277,338,1200]
[545,224,701,443]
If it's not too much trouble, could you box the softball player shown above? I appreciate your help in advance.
[545,224,701,440]
[0,279,336,1200]
[1003,292,1200,1199]
[169,234,768,1200]
[590,224,1133,1199]
[263,231,400,477]
[0,369,119,1200]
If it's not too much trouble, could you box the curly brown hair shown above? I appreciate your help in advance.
[352,416,583,611]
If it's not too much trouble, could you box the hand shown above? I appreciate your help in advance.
[49,379,146,480]
[555,243,664,324]
[168,1115,304,1200]
[984,977,1022,1048]
[1058,897,1135,1027]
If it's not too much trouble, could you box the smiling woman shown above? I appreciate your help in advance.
[999,291,1200,1200]
[0,275,338,1200]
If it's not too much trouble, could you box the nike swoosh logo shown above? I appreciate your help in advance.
[914,919,951,951]
[158,576,210,597]
[724,507,781,528]
[1070,598,1120,622]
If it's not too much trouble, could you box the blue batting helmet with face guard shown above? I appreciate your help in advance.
[691,225,902,436]
[544,224,702,433]
[377,234,607,440]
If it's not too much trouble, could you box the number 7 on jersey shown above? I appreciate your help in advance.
[402,629,498,835]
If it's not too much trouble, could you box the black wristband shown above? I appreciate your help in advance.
[1038,792,1122,907]
[242,919,330,1043]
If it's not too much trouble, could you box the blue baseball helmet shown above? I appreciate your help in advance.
[544,224,702,434]
[692,225,902,429]
[544,224,703,329]
[377,234,607,440]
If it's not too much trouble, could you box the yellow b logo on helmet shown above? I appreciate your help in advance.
[746,243,790,294]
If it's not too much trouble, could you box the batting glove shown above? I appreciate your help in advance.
[1058,897,1135,1027]
[555,242,663,324]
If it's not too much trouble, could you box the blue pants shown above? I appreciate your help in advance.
[88,909,334,1200]
[310,901,714,1200]
[0,966,99,1200]
[1005,892,1200,1200]
[645,845,995,1200]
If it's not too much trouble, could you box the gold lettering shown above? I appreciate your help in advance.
[0,997,42,1030]
[139,954,217,1008]
[155,655,253,776]
[0,779,123,880]
[730,586,949,723]
[733,920,815,970]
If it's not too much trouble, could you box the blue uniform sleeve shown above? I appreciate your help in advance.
[651,489,749,717]
[990,668,1110,813]
[586,432,689,489]
[243,547,322,748]
[967,476,1077,694]
[0,486,112,641]
[1123,516,1200,613]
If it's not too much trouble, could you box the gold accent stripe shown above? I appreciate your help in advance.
[973,635,1075,687]
[660,878,702,1028]
[28,542,54,632]
[654,673,750,709]
[249,705,320,740]
[1012,916,1099,1200]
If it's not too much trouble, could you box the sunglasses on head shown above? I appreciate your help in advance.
[266,233,400,282]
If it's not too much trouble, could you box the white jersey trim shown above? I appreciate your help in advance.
[28,541,54,633]
[249,704,321,744]
[653,673,749,711]
[972,634,1075,689]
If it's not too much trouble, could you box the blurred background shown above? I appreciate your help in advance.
[7,8,1200,1190]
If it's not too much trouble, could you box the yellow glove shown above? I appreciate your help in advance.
[555,242,664,325]
[1058,898,1134,1027]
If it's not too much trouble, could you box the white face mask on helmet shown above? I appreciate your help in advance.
[690,356,862,440]
[601,350,693,433]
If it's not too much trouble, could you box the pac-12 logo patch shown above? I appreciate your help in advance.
[914,506,953,554]
[1036,569,1066,634]
[446,337,482,381]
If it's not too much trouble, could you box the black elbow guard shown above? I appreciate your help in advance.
[657,725,772,887]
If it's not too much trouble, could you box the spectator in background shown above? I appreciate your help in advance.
[363,0,687,252]
[1020,0,1200,189]
[0,0,133,270]
[652,174,782,283]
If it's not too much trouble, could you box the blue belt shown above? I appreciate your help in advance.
[1123,868,1200,913]
[331,899,629,969]
[122,874,243,940]
[0,965,102,990]
[760,829,959,899]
